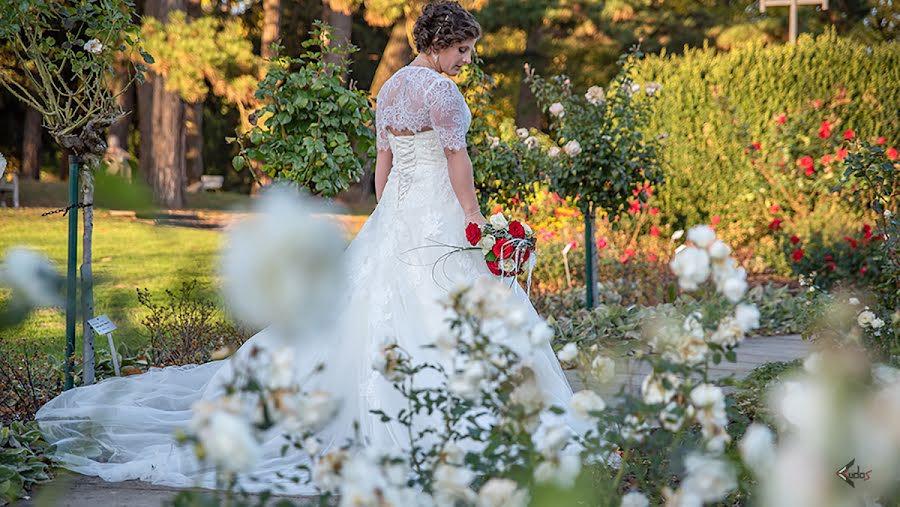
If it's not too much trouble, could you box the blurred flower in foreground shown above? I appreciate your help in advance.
[0,247,64,326]
[220,185,344,340]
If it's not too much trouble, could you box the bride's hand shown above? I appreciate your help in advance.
[466,211,487,227]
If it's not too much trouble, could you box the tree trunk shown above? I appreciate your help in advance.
[261,0,282,60]
[369,18,412,97]
[323,1,352,81]
[58,148,70,181]
[185,102,204,185]
[22,106,42,180]
[81,168,95,385]
[138,0,187,209]
[516,25,543,129]
[108,61,134,180]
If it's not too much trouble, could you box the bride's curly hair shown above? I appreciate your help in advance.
[413,1,481,53]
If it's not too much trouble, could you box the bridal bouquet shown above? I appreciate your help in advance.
[466,212,537,278]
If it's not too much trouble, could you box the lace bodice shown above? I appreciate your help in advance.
[375,66,471,152]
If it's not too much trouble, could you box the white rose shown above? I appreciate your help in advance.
[858,310,876,328]
[585,85,606,105]
[516,128,529,139]
[534,421,572,458]
[548,146,561,157]
[687,225,717,248]
[501,258,516,273]
[83,38,103,54]
[848,297,861,305]
[524,135,539,149]
[739,424,775,474]
[735,304,760,332]
[590,355,615,383]
[477,234,496,254]
[570,390,606,420]
[434,464,476,505]
[721,275,748,303]
[477,478,529,507]
[549,102,565,118]
[644,82,661,97]
[563,140,582,156]
[489,212,509,230]
[620,491,650,507]
[708,240,731,260]
[669,246,711,290]
[486,135,501,148]
[680,453,736,503]
[641,372,681,405]
[557,342,578,362]
[534,454,581,488]
[0,247,63,308]
[197,409,260,474]
[529,321,554,347]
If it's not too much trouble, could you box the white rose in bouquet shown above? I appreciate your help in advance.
[489,212,509,230]
[549,102,565,118]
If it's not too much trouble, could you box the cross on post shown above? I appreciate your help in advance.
[759,0,829,44]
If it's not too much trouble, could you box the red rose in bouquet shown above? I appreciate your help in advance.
[465,222,481,246]
[467,212,538,278]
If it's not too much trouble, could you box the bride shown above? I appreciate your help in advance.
[36,0,577,495]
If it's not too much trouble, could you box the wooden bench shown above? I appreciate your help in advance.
[200,174,224,192]
[0,172,19,208]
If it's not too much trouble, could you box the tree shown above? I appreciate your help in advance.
[526,47,664,308]
[22,106,42,180]
[232,22,375,196]
[139,0,188,209]
[0,0,149,387]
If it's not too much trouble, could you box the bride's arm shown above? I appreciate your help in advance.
[374,149,392,202]
[446,148,486,227]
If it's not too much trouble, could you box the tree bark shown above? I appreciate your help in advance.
[138,0,187,209]
[516,25,543,129]
[369,18,412,97]
[323,1,352,81]
[185,102,204,185]
[58,148,70,181]
[261,0,282,60]
[22,106,42,180]
[81,168,95,385]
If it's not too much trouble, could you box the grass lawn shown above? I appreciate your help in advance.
[1,208,225,356]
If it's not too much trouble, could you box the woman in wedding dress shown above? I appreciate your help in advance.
[36,0,577,495]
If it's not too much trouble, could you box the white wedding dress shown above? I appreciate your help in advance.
[36,65,576,495]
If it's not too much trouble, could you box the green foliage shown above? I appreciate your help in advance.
[0,421,55,506]
[138,11,261,106]
[0,0,148,161]
[633,30,900,243]
[233,22,376,197]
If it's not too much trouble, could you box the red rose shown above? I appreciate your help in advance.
[770,204,781,213]
[791,248,804,262]
[752,142,762,151]
[824,254,833,261]
[769,218,783,231]
[508,220,525,239]
[843,129,855,140]
[821,154,833,165]
[492,238,516,260]
[711,215,721,225]
[798,156,815,175]
[486,261,502,276]
[859,266,868,274]
[650,225,660,237]
[790,235,801,245]
[818,120,832,139]
[628,200,641,214]
[844,236,858,248]
[836,148,849,161]
[597,237,608,249]
[649,208,659,216]
[877,136,886,145]
[647,252,658,263]
[888,147,898,161]
[863,224,873,240]
[776,113,787,124]
[465,222,481,246]
[828,262,837,271]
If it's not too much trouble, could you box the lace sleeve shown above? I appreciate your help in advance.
[375,81,392,152]
[427,79,470,152]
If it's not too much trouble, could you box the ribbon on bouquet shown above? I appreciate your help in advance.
[398,237,538,296]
